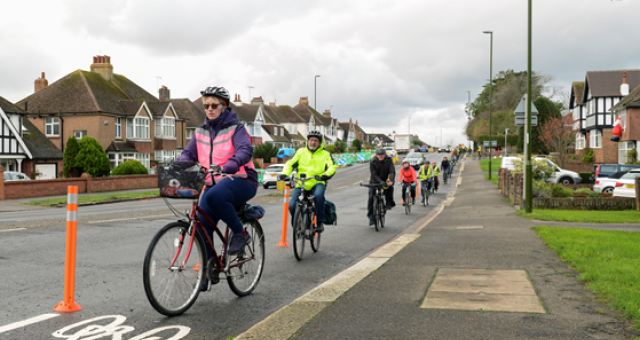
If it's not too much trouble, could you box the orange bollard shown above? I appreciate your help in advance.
[54,186,82,312]
[277,185,291,247]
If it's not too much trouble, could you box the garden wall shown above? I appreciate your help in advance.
[532,197,635,210]
[0,166,157,200]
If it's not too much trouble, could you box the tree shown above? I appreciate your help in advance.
[75,136,111,177]
[335,140,347,153]
[253,142,279,162]
[352,139,362,152]
[517,96,562,154]
[63,135,82,178]
[111,159,149,176]
[538,115,575,168]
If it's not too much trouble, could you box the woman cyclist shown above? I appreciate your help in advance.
[398,160,418,205]
[177,86,258,269]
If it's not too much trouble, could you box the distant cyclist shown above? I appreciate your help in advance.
[431,161,441,192]
[280,130,337,233]
[418,160,436,202]
[451,148,458,164]
[441,157,451,178]
[398,160,418,205]
[367,148,396,225]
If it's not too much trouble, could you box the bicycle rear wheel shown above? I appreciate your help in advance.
[377,197,385,229]
[143,221,205,316]
[293,207,306,261]
[404,187,411,214]
[227,220,265,296]
[310,212,321,252]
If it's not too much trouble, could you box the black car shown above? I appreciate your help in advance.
[590,163,640,183]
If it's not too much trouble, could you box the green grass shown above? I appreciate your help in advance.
[483,173,499,185]
[533,226,640,328]
[479,157,502,172]
[519,209,640,224]
[26,190,160,206]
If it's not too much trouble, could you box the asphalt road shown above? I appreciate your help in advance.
[0,152,456,340]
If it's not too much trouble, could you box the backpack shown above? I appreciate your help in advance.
[323,199,338,225]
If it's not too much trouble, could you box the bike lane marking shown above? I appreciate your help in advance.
[0,227,27,232]
[0,313,59,334]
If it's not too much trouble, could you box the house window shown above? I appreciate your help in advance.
[74,131,87,139]
[154,150,176,164]
[115,118,122,138]
[186,129,193,140]
[576,133,585,150]
[590,130,602,148]
[619,141,635,164]
[155,117,175,138]
[126,118,150,139]
[45,117,59,136]
[136,153,150,169]
[618,109,627,130]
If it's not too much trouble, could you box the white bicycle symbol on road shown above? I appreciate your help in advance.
[52,315,190,340]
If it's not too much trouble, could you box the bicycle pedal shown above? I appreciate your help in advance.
[211,270,221,284]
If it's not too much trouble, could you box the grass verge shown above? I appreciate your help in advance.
[479,157,502,172]
[483,173,499,185]
[26,190,160,207]
[519,209,640,224]
[533,226,640,328]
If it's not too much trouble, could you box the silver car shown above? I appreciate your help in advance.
[402,152,424,167]
[4,171,31,181]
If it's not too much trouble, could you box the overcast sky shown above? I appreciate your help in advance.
[1,0,638,146]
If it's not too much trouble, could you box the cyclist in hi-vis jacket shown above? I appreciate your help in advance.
[280,131,337,233]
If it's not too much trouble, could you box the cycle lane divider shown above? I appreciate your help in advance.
[235,160,466,340]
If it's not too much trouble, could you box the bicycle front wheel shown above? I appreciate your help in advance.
[405,188,411,214]
[377,197,385,229]
[227,220,265,297]
[293,207,306,261]
[143,221,205,316]
[372,196,380,232]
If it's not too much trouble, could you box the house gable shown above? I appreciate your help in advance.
[0,102,32,159]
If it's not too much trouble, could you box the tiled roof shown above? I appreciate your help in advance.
[261,105,288,124]
[230,103,259,122]
[171,98,204,128]
[0,95,25,113]
[585,70,640,98]
[147,101,171,117]
[610,84,640,111]
[21,118,63,159]
[111,74,158,104]
[262,124,291,143]
[106,140,137,152]
[293,103,331,125]
[273,105,305,123]
[119,100,143,117]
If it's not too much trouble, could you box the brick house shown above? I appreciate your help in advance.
[338,119,356,147]
[569,70,640,163]
[0,95,63,178]
[16,56,189,170]
[609,73,640,164]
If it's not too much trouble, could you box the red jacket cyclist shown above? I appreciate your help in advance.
[398,160,418,205]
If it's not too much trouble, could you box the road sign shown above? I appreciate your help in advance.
[483,141,498,147]
[515,116,538,127]
[338,158,347,165]
[357,155,365,161]
[514,94,539,116]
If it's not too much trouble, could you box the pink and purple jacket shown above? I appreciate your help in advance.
[178,109,258,190]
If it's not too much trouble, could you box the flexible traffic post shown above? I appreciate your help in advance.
[277,184,291,247]
[54,186,82,312]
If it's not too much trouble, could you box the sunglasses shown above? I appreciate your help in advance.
[203,103,223,110]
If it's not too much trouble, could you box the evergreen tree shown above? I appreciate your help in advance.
[63,136,81,178]
[517,96,562,154]
[352,139,362,152]
[75,136,111,177]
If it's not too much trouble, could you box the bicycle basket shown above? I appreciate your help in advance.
[158,161,206,199]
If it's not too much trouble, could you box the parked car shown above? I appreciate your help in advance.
[420,146,429,152]
[262,164,296,189]
[4,171,31,181]
[593,171,628,194]
[612,169,640,198]
[590,163,640,183]
[383,147,397,158]
[276,148,295,158]
[499,156,582,185]
[402,152,424,169]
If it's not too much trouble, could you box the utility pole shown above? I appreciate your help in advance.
[314,75,321,111]
[505,128,509,157]
[483,30,494,179]
[525,0,533,213]
[466,90,471,119]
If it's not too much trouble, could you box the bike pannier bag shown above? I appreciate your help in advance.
[324,199,338,225]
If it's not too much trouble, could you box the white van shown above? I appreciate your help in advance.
[499,156,582,185]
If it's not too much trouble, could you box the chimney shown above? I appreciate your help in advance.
[356,119,359,125]
[349,118,353,124]
[299,96,309,105]
[34,72,48,93]
[323,109,331,118]
[233,94,242,107]
[251,96,264,106]
[90,54,113,81]
[621,72,630,96]
[159,85,170,101]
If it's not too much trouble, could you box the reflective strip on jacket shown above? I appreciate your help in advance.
[195,123,255,185]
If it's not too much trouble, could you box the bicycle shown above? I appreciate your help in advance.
[286,174,322,260]
[361,183,386,231]
[143,162,266,316]
[420,179,430,206]
[401,182,414,214]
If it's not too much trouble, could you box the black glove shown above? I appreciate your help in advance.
[320,175,330,181]
[278,174,287,181]
[380,181,386,187]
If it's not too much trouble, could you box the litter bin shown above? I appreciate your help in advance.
[256,169,265,183]
[276,181,285,192]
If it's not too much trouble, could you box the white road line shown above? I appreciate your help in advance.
[89,214,174,224]
[0,228,27,233]
[0,313,59,334]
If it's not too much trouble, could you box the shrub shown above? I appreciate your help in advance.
[75,136,111,177]
[352,139,362,152]
[253,142,279,162]
[111,160,148,176]
[587,191,600,198]
[626,149,638,164]
[63,136,82,178]
[324,145,337,153]
[532,180,552,198]
[551,183,573,198]
[347,146,358,152]
[576,188,592,194]
[335,140,347,153]
[578,172,592,183]
[582,148,594,163]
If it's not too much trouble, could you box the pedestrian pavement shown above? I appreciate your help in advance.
[236,159,637,340]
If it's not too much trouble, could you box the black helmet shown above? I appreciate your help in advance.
[375,148,386,155]
[201,86,230,105]
[307,130,323,141]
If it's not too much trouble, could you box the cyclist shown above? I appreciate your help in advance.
[418,160,436,203]
[368,148,396,225]
[451,148,458,164]
[398,160,418,205]
[430,161,441,192]
[177,86,257,262]
[280,130,337,233]
[441,157,451,179]
[477,145,482,159]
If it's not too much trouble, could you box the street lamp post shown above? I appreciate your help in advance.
[505,128,509,157]
[314,75,321,111]
[466,90,471,119]
[525,0,533,213]
[483,30,493,179]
